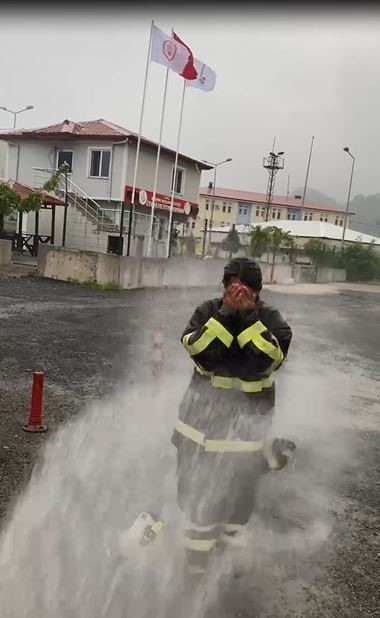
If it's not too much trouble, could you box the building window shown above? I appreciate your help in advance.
[171,166,185,194]
[339,220,343,226]
[309,214,312,221]
[89,149,111,178]
[261,209,265,217]
[335,218,338,225]
[228,206,232,213]
[222,205,226,212]
[277,210,281,219]
[205,202,209,210]
[57,150,73,173]
[256,207,260,216]
[192,221,195,229]
[215,203,220,210]
[304,214,308,221]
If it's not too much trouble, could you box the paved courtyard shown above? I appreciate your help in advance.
[0,276,379,617]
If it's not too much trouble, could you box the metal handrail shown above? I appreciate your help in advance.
[32,166,160,237]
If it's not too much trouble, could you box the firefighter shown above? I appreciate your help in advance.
[172,257,294,577]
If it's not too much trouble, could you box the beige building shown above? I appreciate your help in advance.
[188,187,348,252]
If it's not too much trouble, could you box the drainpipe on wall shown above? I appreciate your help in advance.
[110,138,129,202]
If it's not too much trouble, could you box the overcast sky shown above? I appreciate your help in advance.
[1,7,379,204]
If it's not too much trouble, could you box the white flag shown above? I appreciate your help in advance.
[150,25,196,78]
[186,58,216,92]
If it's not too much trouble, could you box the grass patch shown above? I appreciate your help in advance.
[67,277,122,291]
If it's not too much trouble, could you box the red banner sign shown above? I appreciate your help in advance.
[124,185,198,216]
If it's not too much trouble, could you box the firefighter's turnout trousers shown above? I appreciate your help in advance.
[173,385,275,575]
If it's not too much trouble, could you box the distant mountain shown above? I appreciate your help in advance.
[291,187,339,207]
[290,187,380,237]
[349,194,380,237]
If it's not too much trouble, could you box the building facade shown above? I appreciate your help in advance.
[189,187,348,253]
[0,119,210,256]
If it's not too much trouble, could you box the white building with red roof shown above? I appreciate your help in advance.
[0,119,210,256]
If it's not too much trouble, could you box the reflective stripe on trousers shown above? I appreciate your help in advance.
[174,418,264,453]
[185,523,247,553]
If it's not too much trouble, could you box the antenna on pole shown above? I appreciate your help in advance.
[263,148,285,222]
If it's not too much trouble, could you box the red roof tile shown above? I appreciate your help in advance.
[0,119,211,169]
[0,179,64,206]
[200,186,345,214]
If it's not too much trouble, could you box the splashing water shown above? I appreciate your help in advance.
[0,380,191,618]
[0,357,353,617]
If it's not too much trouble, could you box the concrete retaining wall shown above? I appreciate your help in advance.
[316,267,346,283]
[37,247,346,289]
[292,264,346,284]
[0,239,12,265]
[37,246,297,289]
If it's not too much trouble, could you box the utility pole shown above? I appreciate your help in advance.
[202,157,232,254]
[300,136,315,222]
[341,147,356,249]
[263,150,285,221]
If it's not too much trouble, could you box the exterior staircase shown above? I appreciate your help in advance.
[32,168,162,255]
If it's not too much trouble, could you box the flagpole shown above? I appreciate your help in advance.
[166,79,187,259]
[126,19,153,257]
[147,65,170,257]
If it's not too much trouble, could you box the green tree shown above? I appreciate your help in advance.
[303,239,329,266]
[0,184,21,233]
[0,163,69,233]
[250,225,271,258]
[266,227,294,282]
[269,227,293,262]
[304,238,380,281]
[221,224,241,257]
[340,243,380,281]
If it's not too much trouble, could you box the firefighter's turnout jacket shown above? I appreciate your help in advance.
[172,296,292,448]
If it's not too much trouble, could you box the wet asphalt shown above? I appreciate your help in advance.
[0,277,379,617]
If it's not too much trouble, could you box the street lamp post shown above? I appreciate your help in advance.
[0,105,34,128]
[202,157,232,255]
[341,147,355,250]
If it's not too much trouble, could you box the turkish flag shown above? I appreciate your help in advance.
[173,32,198,80]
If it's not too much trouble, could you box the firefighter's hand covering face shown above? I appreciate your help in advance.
[223,280,257,312]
